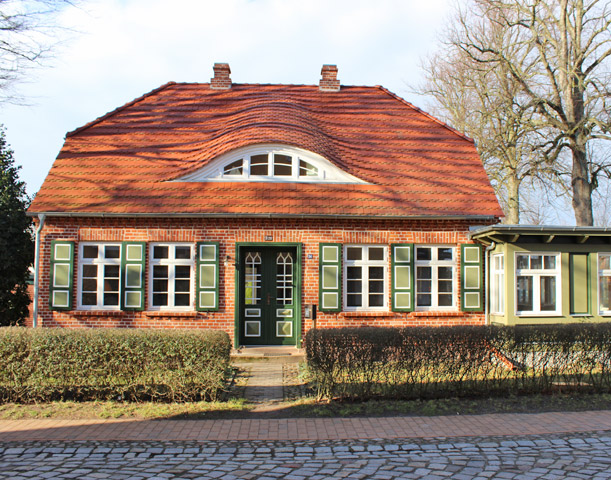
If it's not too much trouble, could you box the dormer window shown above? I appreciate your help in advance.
[219,152,321,180]
[174,144,366,184]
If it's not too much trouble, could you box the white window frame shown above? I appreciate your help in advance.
[490,254,505,315]
[343,245,389,312]
[148,243,195,311]
[173,144,367,184]
[77,243,122,311]
[515,252,562,316]
[598,253,611,316]
[414,245,457,311]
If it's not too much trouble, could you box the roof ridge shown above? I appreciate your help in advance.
[65,81,177,137]
[375,86,474,144]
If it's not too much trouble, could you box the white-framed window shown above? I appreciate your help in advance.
[491,254,505,315]
[78,243,121,310]
[599,253,611,316]
[515,253,561,316]
[415,246,456,310]
[149,243,195,310]
[343,245,388,311]
[173,144,366,184]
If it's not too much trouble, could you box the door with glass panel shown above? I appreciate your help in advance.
[239,247,297,346]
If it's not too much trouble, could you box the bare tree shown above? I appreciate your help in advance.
[451,0,611,226]
[0,0,75,102]
[419,19,540,224]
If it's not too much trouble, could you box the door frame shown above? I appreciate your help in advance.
[234,242,302,348]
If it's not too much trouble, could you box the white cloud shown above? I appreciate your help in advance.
[2,0,452,195]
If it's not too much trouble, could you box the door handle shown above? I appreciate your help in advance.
[266,293,271,305]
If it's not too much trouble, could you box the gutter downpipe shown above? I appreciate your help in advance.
[484,242,496,326]
[33,214,46,328]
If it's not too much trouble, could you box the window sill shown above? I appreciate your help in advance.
[341,311,396,318]
[72,310,126,316]
[412,311,464,317]
[516,313,563,317]
[145,311,200,317]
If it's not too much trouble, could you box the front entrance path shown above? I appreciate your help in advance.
[234,362,284,410]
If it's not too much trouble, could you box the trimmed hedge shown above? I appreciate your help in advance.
[305,325,611,400]
[0,328,231,403]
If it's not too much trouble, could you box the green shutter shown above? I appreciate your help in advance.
[391,243,414,312]
[196,242,219,311]
[461,244,484,312]
[49,240,74,310]
[121,242,146,310]
[319,243,342,312]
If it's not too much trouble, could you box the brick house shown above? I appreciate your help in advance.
[28,64,503,347]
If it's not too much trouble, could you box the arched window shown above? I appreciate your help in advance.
[174,144,366,184]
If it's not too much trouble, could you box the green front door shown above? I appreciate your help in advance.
[239,247,298,346]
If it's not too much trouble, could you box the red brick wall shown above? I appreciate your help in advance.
[25,283,34,328]
[34,216,491,344]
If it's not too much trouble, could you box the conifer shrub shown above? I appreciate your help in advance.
[0,328,231,403]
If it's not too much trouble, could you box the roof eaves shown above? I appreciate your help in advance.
[27,211,500,222]
[470,224,611,240]
[65,81,178,138]
[376,86,475,144]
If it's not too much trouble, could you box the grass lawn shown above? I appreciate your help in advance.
[0,399,250,420]
[1,393,610,420]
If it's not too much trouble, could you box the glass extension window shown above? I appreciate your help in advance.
[491,254,505,314]
[343,245,388,310]
[516,253,561,315]
[149,244,194,310]
[599,254,611,315]
[415,246,456,310]
[78,243,121,310]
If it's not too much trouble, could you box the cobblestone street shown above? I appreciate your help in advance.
[2,432,611,479]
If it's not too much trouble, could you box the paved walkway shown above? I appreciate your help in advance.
[1,410,611,442]
[235,362,284,410]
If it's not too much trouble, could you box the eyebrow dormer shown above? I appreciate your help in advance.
[174,144,367,184]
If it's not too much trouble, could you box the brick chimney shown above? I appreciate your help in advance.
[211,63,231,90]
[319,64,340,92]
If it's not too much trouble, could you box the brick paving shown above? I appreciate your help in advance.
[1,410,611,442]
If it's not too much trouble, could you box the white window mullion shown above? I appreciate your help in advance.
[97,259,104,307]
[363,263,370,309]
[267,152,272,178]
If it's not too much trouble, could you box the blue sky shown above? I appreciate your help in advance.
[2,0,454,197]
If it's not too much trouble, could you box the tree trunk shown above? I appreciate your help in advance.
[571,145,594,226]
[504,173,520,224]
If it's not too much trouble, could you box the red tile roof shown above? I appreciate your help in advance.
[29,82,503,219]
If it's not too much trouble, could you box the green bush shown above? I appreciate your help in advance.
[304,324,611,400]
[0,327,231,403]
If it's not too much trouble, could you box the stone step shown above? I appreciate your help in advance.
[231,346,305,363]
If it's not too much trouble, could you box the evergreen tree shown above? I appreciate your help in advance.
[0,126,33,325]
